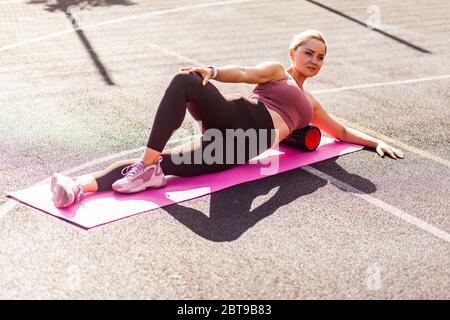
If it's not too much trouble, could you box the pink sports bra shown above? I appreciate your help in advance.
[247,74,313,134]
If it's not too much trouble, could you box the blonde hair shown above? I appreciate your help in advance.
[289,30,328,61]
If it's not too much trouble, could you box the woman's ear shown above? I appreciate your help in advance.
[289,48,295,62]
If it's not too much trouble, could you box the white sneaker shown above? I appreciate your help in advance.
[51,173,84,208]
[112,157,167,194]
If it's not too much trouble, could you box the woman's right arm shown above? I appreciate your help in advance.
[180,61,286,85]
[217,62,287,84]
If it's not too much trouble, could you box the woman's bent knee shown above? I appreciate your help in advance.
[170,71,201,87]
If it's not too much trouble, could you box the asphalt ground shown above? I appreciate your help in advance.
[0,0,449,299]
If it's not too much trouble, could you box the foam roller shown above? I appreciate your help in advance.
[280,125,321,152]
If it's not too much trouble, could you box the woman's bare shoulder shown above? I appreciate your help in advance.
[275,67,290,81]
[263,62,290,82]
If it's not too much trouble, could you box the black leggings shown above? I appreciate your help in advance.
[95,71,276,191]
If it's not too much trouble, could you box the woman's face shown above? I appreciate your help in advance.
[290,39,326,77]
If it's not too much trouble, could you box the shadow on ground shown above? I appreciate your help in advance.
[26,0,136,84]
[163,156,376,242]
[27,0,135,12]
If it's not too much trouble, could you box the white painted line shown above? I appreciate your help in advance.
[147,43,204,66]
[3,43,145,58]
[3,132,448,244]
[59,134,202,175]
[0,0,25,4]
[1,37,205,221]
[311,74,450,168]
[311,74,450,94]
[0,133,201,220]
[0,200,17,221]
[3,0,447,170]
[334,116,450,169]
[310,75,450,169]
[146,42,212,130]
[2,4,448,242]
[0,0,252,53]
[1,38,200,220]
[303,166,450,243]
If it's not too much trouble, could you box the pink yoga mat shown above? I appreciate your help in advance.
[7,138,364,229]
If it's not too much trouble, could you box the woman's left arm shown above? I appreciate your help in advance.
[343,127,405,159]
[307,93,405,160]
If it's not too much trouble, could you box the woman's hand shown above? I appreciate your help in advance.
[179,66,214,86]
[376,141,405,159]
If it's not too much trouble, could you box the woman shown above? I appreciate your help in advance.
[51,30,405,208]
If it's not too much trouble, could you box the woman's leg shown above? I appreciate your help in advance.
[88,110,276,191]
[136,72,276,179]
[80,159,139,192]
[76,141,220,192]
[54,72,275,201]
[84,137,234,192]
[142,71,258,164]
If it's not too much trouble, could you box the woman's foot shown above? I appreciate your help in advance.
[112,156,167,194]
[51,173,84,208]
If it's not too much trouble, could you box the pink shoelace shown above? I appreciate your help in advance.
[121,161,146,178]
